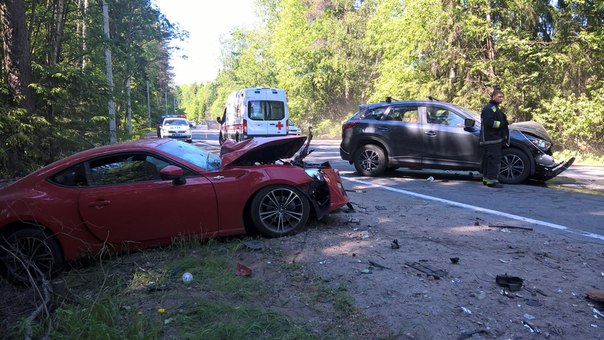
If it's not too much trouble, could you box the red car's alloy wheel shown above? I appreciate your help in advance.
[251,186,310,237]
[0,227,63,285]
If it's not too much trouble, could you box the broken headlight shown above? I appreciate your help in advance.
[304,168,325,181]
[526,134,551,152]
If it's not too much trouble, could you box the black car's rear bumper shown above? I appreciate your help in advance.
[340,147,351,162]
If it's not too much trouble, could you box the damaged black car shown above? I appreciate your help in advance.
[340,98,574,184]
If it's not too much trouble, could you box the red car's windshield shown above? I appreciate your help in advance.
[157,140,221,171]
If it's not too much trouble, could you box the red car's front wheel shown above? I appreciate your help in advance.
[251,186,310,237]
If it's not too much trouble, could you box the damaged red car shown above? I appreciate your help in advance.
[0,135,348,283]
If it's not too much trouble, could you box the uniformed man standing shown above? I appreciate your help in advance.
[480,90,509,188]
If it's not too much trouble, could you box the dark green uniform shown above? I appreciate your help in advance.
[480,100,508,185]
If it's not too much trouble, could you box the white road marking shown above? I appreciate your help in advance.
[343,177,604,241]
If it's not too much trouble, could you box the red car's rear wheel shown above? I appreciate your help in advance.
[0,227,64,285]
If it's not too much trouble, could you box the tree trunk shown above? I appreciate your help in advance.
[102,0,117,144]
[126,76,132,135]
[0,0,35,113]
[146,79,151,128]
[50,0,67,65]
[485,9,496,79]
[78,0,89,69]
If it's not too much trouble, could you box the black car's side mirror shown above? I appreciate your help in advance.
[464,118,476,131]
[216,116,224,124]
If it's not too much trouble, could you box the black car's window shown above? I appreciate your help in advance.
[426,108,465,127]
[361,107,387,120]
[88,153,168,186]
[387,106,419,122]
[49,163,88,187]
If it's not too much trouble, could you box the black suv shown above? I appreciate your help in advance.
[340,98,574,184]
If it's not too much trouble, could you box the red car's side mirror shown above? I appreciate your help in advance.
[160,165,186,185]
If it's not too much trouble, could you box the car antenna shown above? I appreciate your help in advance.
[428,96,439,101]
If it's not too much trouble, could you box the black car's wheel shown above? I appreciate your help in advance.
[353,144,387,177]
[251,186,310,238]
[0,227,64,285]
[499,148,530,184]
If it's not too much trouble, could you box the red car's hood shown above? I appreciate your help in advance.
[220,136,307,167]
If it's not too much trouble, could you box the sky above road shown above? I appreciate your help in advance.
[153,0,259,85]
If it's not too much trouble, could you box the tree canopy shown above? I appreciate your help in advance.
[1,0,602,176]
[1,0,184,176]
[182,0,603,151]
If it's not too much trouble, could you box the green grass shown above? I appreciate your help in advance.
[7,238,389,339]
[554,150,604,166]
[177,302,310,340]
[24,296,162,339]
[316,283,355,317]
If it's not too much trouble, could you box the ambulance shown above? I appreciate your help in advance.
[217,88,289,144]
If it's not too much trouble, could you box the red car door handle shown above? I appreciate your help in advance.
[88,200,111,208]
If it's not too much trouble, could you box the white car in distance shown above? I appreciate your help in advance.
[160,118,193,143]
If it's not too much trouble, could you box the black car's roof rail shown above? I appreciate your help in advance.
[385,97,400,103]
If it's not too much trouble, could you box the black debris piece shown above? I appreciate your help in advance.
[405,262,448,280]
[496,274,524,292]
[369,260,391,270]
[242,240,264,251]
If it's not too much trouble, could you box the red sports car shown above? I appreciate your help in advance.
[0,135,348,284]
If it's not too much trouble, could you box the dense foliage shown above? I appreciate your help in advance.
[0,0,184,177]
[180,0,603,152]
[1,1,603,177]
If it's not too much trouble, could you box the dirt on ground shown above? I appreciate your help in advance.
[246,184,604,339]
[1,185,603,339]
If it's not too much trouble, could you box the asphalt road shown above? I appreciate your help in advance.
[191,128,604,243]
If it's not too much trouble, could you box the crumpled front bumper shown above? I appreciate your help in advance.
[533,155,575,181]
[299,162,349,221]
[321,167,349,211]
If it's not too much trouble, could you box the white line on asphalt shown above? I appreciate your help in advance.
[342,177,604,242]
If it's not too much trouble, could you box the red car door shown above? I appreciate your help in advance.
[78,176,218,243]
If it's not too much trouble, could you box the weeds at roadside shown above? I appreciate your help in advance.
[316,283,355,317]
[554,150,604,165]
[2,236,393,339]
[176,302,310,339]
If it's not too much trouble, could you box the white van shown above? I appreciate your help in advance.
[217,88,289,144]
